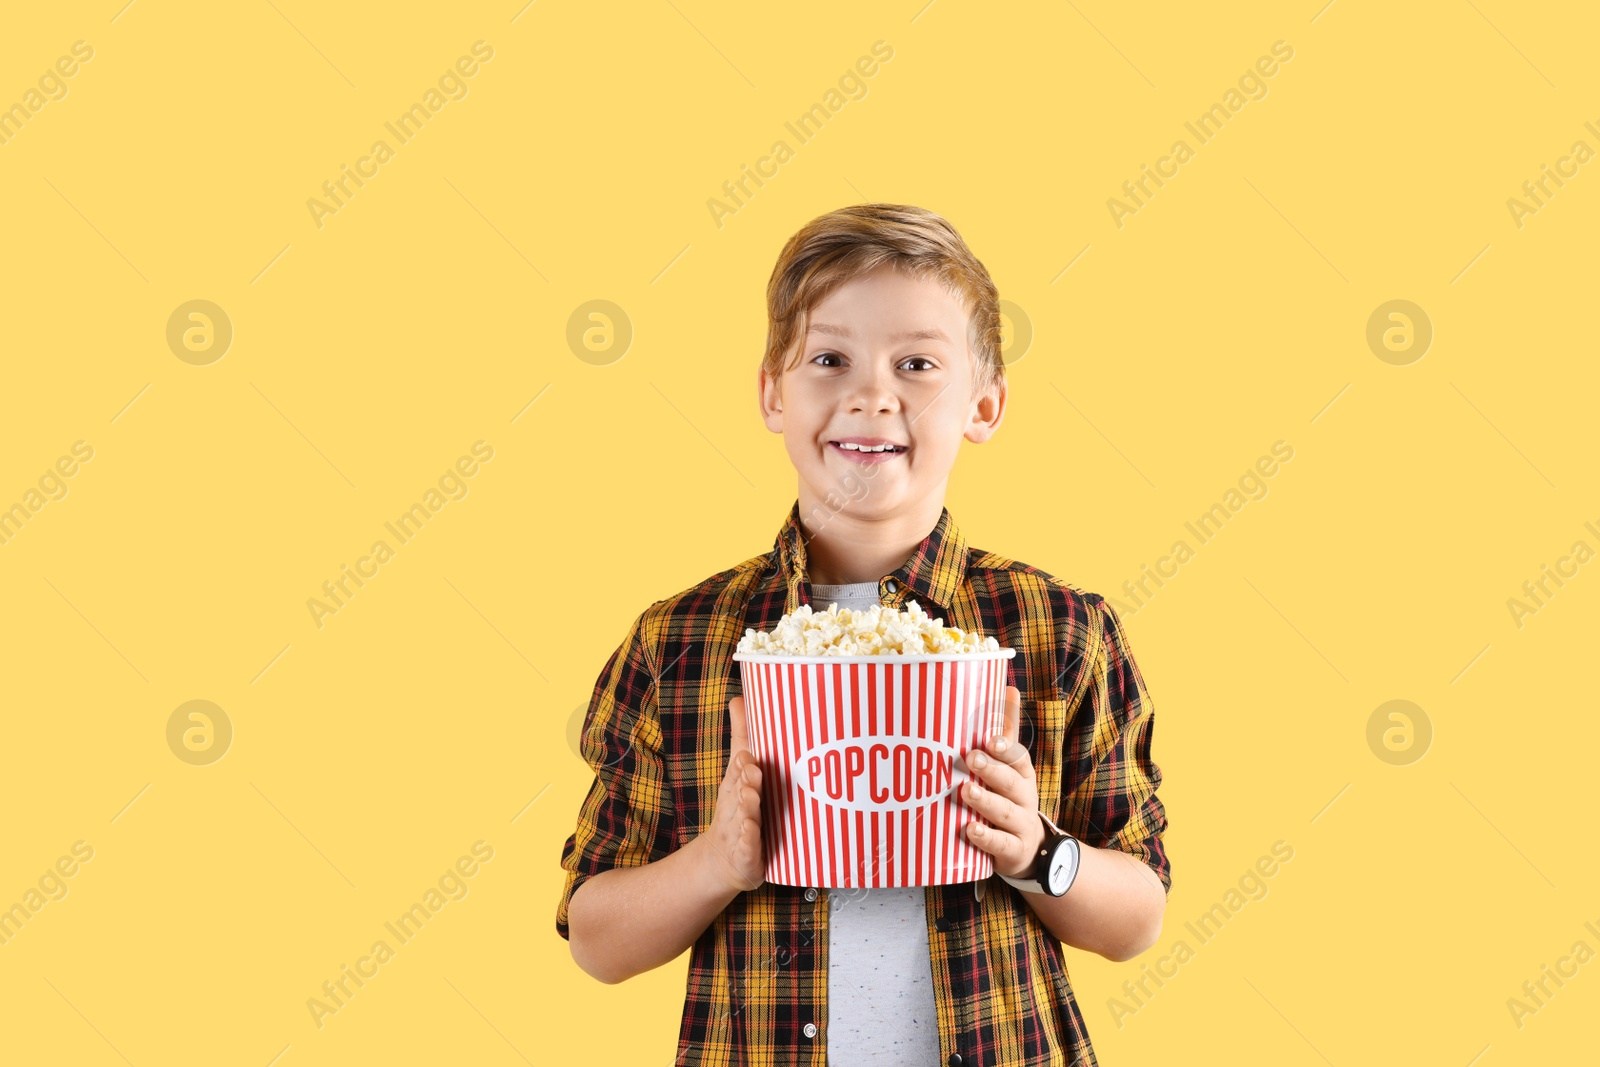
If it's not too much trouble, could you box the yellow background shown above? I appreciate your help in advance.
[2,1,1595,1063]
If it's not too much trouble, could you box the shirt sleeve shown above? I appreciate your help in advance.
[1055,596,1171,893]
[555,605,679,940]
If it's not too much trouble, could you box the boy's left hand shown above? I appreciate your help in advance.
[960,685,1047,879]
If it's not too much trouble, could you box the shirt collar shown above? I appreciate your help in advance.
[770,499,970,616]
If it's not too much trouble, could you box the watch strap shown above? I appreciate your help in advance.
[998,870,1049,894]
[996,811,1072,895]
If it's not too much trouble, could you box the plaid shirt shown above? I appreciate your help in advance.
[557,500,1170,1066]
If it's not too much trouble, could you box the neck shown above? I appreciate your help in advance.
[796,488,945,588]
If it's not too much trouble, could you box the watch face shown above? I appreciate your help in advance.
[1047,839,1078,894]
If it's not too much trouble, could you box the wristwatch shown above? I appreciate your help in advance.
[998,811,1080,897]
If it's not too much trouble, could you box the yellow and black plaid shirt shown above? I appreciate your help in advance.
[557,500,1170,1066]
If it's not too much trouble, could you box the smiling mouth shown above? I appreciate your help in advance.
[829,441,907,454]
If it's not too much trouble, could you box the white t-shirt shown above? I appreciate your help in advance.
[809,582,942,1064]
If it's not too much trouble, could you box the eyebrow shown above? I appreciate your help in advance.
[807,322,952,344]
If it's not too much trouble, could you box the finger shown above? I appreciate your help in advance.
[728,696,749,753]
[967,746,1036,800]
[961,776,1032,838]
[985,728,1032,768]
[985,696,1034,779]
[964,818,1023,866]
[721,747,745,792]
[739,817,766,887]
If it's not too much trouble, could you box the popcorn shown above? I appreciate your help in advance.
[736,600,1001,657]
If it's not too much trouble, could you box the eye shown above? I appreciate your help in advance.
[901,357,936,371]
[811,351,843,367]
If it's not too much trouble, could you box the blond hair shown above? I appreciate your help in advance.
[762,204,1003,400]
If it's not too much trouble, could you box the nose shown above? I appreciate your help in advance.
[845,362,900,414]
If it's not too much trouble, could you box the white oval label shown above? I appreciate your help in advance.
[793,736,964,813]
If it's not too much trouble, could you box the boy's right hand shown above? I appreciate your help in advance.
[699,696,765,895]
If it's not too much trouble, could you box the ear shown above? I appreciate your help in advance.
[964,371,1006,444]
[758,365,784,433]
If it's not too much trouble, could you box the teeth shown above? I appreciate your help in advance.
[837,442,899,452]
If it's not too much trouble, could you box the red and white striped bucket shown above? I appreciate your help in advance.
[732,650,1015,888]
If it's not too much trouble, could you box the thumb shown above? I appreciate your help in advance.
[728,695,749,754]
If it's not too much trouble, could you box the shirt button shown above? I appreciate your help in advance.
[948,1055,964,1066]
[803,887,818,902]
[884,579,898,592]
[935,916,952,933]
[803,1022,818,1039]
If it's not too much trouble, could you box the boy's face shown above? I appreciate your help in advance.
[758,265,1005,522]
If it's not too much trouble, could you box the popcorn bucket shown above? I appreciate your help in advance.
[732,650,1015,888]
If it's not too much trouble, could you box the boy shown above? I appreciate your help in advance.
[557,203,1170,1066]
